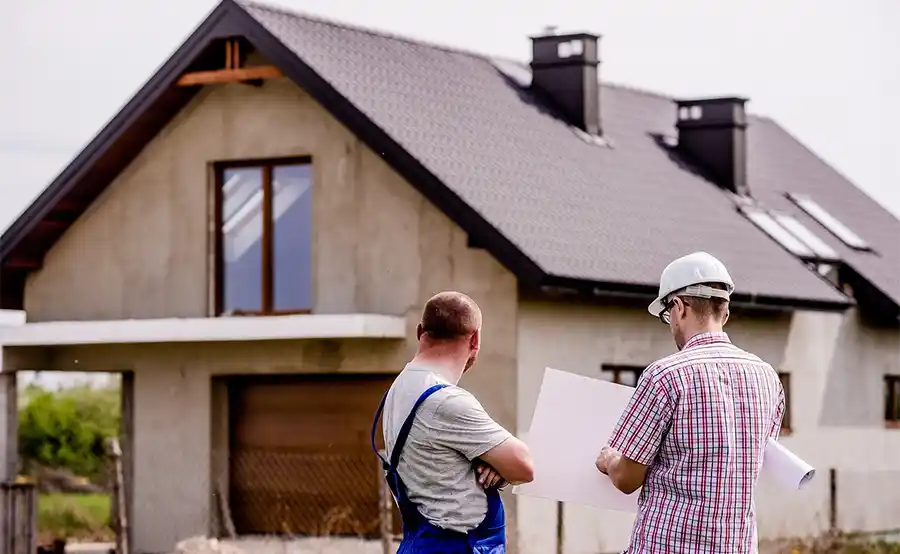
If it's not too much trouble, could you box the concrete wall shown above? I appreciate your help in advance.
[515,301,900,554]
[15,77,518,553]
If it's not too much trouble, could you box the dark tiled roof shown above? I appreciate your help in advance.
[746,117,900,311]
[242,1,853,306]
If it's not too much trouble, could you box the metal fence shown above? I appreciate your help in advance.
[1,481,37,554]
[229,449,399,540]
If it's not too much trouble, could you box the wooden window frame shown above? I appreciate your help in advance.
[886,375,900,429]
[777,372,792,435]
[599,365,644,387]
[214,156,312,317]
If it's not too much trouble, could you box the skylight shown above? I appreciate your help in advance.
[772,214,840,261]
[786,193,871,251]
[741,207,815,259]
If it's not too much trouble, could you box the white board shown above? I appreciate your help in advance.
[513,367,640,512]
[513,367,817,511]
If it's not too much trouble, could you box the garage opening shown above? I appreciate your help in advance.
[226,373,397,538]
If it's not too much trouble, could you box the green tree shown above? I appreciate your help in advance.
[18,384,121,480]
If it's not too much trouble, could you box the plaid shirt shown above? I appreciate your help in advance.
[608,332,785,554]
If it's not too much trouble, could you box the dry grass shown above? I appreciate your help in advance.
[762,531,900,554]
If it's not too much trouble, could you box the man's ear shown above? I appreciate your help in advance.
[416,323,424,340]
[470,328,481,351]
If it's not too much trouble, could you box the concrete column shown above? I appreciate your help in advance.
[0,369,19,552]
[0,370,18,481]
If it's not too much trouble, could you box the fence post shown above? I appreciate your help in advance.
[108,439,130,554]
[556,501,564,554]
[377,451,392,554]
[1,482,37,554]
[828,468,837,533]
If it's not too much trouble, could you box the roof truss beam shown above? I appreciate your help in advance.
[177,37,281,87]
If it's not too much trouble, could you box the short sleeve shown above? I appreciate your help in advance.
[769,380,786,440]
[607,370,674,466]
[428,389,512,461]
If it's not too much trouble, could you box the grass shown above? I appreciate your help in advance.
[762,531,900,554]
[38,493,115,543]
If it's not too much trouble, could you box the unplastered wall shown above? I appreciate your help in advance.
[757,309,900,538]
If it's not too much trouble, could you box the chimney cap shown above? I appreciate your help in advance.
[529,29,602,41]
[675,96,748,107]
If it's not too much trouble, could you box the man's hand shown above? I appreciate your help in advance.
[474,460,507,489]
[596,445,647,494]
[595,445,616,475]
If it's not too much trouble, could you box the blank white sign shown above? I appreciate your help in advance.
[513,367,640,512]
[513,367,816,511]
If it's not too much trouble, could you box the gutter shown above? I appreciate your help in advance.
[537,275,853,313]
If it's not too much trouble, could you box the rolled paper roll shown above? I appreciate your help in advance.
[763,438,816,490]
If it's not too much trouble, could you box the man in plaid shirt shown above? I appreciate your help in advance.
[595,252,785,554]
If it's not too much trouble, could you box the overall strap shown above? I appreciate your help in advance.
[370,383,450,471]
[371,390,391,469]
[390,384,449,470]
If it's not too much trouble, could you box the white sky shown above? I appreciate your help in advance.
[1,0,898,231]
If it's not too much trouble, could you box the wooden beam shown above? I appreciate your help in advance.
[177,66,282,87]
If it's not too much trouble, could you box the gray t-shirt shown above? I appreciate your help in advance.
[383,363,512,533]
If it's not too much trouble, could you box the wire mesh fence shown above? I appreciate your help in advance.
[229,449,399,540]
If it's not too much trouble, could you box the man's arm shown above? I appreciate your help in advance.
[596,369,674,494]
[478,435,534,485]
[431,390,534,485]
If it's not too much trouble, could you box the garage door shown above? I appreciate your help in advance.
[229,374,395,537]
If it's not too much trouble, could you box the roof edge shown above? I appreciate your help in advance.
[539,275,853,313]
[1,0,548,302]
[232,3,547,286]
[0,0,237,259]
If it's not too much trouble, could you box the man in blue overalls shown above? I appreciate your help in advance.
[372,291,534,553]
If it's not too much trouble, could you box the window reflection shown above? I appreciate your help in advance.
[218,160,312,315]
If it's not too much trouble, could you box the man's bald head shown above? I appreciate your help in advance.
[417,291,482,342]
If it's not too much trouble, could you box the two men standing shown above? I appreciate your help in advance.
[373,252,784,553]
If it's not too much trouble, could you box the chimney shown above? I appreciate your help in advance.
[530,29,602,136]
[675,97,749,196]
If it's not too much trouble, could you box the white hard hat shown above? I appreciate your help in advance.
[648,252,735,317]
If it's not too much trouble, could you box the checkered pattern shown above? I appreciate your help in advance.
[608,332,785,554]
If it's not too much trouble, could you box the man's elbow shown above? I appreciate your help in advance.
[610,475,641,495]
[506,454,535,484]
[608,467,642,495]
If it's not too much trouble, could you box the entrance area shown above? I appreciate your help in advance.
[15,370,133,548]
[226,374,395,538]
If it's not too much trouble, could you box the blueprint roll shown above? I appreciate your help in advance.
[763,438,816,490]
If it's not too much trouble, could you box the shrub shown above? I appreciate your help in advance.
[18,383,121,483]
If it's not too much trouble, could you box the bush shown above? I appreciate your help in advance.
[18,383,121,483]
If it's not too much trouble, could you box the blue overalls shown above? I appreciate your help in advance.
[371,383,506,553]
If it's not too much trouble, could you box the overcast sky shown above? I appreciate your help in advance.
[1,0,898,229]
